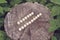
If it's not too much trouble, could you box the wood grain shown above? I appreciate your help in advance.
[4,2,53,40]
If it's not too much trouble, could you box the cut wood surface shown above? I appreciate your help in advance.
[4,2,53,40]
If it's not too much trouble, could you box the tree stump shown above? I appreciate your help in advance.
[4,2,53,40]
